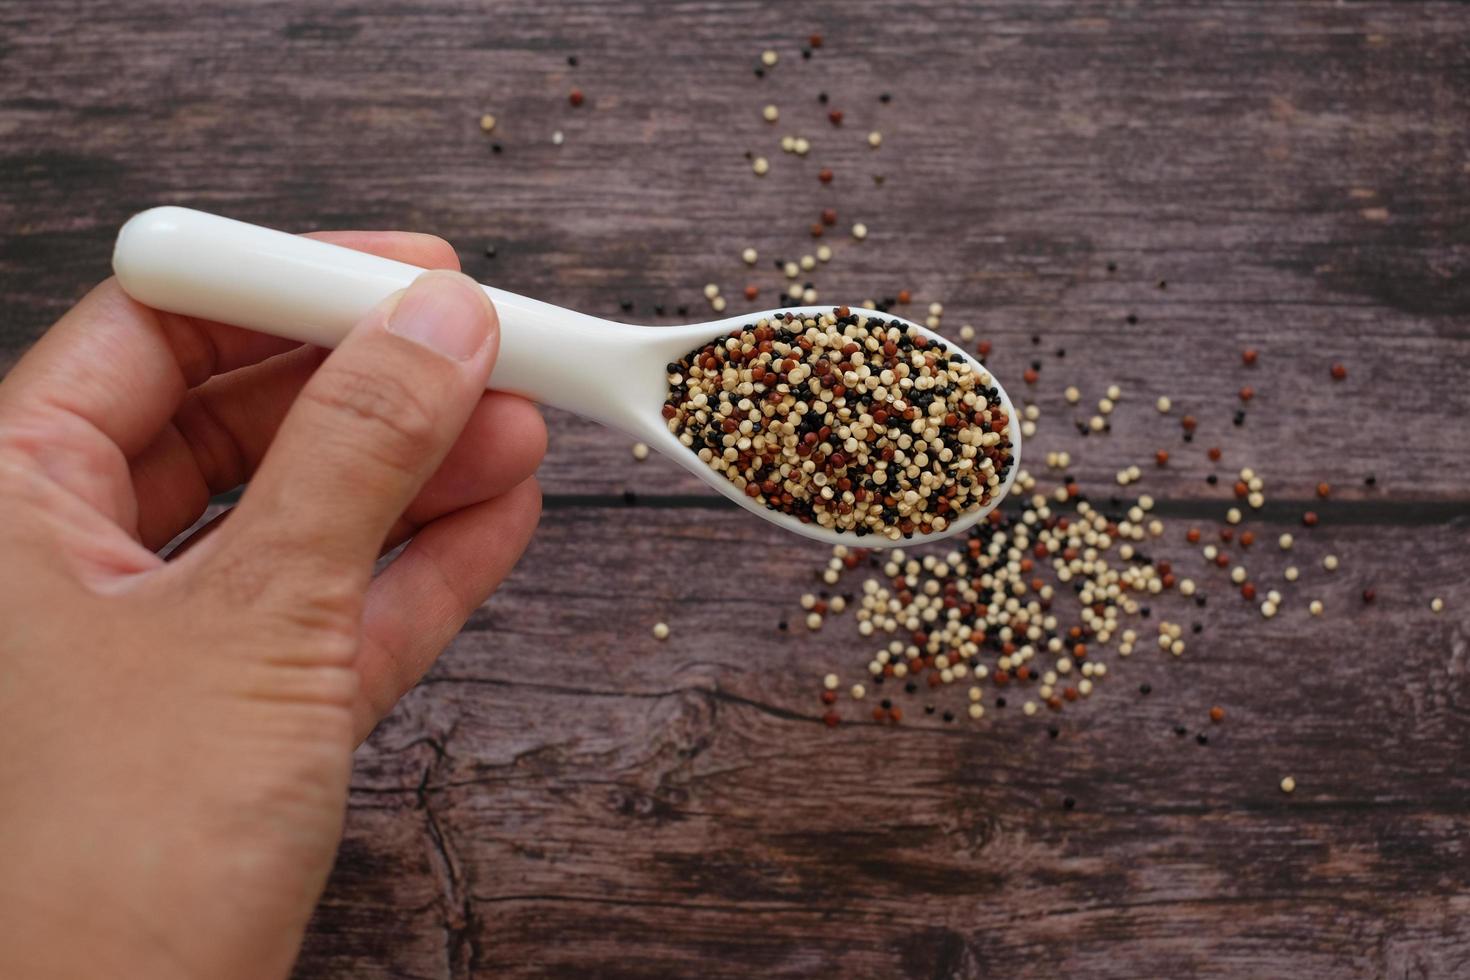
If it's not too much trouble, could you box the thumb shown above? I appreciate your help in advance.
[223,269,499,582]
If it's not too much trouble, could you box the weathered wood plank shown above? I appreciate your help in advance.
[2,0,1468,497]
[3,0,1469,977]
[297,505,1470,979]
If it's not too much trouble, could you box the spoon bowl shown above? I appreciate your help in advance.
[113,207,1021,547]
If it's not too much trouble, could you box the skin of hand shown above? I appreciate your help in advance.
[0,232,546,979]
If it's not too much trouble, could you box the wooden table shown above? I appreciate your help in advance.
[4,2,1468,976]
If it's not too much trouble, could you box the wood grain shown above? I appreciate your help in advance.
[2,0,1468,977]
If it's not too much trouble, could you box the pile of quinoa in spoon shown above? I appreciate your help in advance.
[661,306,1015,539]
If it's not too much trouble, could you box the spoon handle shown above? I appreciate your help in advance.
[112,207,660,435]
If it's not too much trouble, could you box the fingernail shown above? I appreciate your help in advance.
[386,271,492,361]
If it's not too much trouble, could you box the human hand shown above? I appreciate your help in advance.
[0,232,545,979]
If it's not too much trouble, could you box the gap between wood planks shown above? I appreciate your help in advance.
[206,488,1468,526]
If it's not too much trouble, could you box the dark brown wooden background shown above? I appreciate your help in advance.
[3,1,1469,977]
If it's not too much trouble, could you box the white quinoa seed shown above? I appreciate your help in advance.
[1226,507,1242,525]
[868,130,883,148]
[794,136,811,155]
[1280,776,1296,794]
[1279,533,1294,550]
[959,324,976,341]
[968,703,984,719]
[1323,554,1339,571]
[1106,384,1122,400]
[1064,386,1081,404]
[816,244,832,262]
[652,622,670,640]
[752,156,770,176]
[631,442,649,461]
[479,113,497,133]
[1156,396,1172,413]
[761,49,778,66]
[851,222,868,240]
[1431,597,1444,613]
[823,672,839,690]
[665,309,1013,538]
[711,296,727,313]
[800,254,816,271]
[1309,599,1323,616]
[851,684,866,700]
[806,611,824,630]
[742,247,758,265]
[1285,566,1300,581]
[928,302,944,316]
[762,104,779,122]
[703,283,720,300]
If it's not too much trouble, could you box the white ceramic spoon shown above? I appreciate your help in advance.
[112,207,1021,547]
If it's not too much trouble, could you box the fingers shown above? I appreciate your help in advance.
[127,231,468,548]
[220,270,499,585]
[128,346,326,549]
[163,393,544,558]
[134,380,545,552]
[0,229,461,537]
[0,232,459,459]
[352,477,542,739]
[365,392,547,552]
